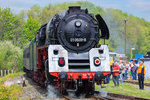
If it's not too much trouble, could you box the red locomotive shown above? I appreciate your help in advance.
[23,6,110,96]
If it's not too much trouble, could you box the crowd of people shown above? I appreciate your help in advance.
[106,60,146,90]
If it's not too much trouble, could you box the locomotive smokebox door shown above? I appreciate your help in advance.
[57,6,100,53]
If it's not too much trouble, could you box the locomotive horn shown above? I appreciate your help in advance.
[95,14,109,39]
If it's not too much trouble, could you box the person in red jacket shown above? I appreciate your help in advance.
[112,60,120,87]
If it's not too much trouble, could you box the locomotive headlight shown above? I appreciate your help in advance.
[58,57,65,67]
[94,57,101,66]
[75,21,81,27]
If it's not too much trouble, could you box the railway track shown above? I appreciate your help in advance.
[91,95,114,100]
[62,95,72,100]
[124,80,150,86]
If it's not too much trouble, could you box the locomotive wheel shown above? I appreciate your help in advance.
[91,83,95,95]
[75,89,81,97]
[89,82,95,96]
[75,85,83,97]
[85,82,95,98]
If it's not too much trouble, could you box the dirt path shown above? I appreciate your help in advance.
[4,75,23,86]
[18,75,48,99]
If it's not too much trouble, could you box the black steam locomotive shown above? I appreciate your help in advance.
[23,6,110,96]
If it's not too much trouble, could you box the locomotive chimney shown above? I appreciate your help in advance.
[69,6,81,11]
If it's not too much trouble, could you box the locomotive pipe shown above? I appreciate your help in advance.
[78,74,83,87]
[66,79,78,92]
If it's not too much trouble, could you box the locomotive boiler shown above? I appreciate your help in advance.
[23,6,110,96]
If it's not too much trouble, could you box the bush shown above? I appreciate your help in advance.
[0,41,23,71]
[0,72,24,99]
[0,84,22,100]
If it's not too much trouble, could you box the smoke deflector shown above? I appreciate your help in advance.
[96,14,109,39]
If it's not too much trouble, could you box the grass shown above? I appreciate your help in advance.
[145,79,150,83]
[95,81,150,99]
[0,72,24,99]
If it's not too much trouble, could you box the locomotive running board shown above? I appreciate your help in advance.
[38,45,48,49]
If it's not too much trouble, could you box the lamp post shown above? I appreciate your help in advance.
[131,48,135,60]
[124,19,127,55]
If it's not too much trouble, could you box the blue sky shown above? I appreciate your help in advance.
[0,0,150,21]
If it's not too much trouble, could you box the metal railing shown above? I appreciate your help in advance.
[0,70,14,77]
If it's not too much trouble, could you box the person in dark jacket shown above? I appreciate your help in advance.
[132,62,137,80]
[124,62,129,80]
[137,60,146,90]
[106,63,113,84]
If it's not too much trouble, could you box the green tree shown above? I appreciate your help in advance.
[27,4,41,19]
[0,8,20,41]
[21,17,41,47]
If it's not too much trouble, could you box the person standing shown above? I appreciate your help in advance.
[128,62,132,80]
[124,62,129,80]
[132,62,137,80]
[130,61,134,80]
[106,73,110,84]
[137,60,146,90]
[106,64,113,84]
[122,63,125,79]
[112,61,120,87]
[119,61,124,84]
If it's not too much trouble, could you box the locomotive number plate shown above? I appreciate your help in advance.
[70,38,86,42]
